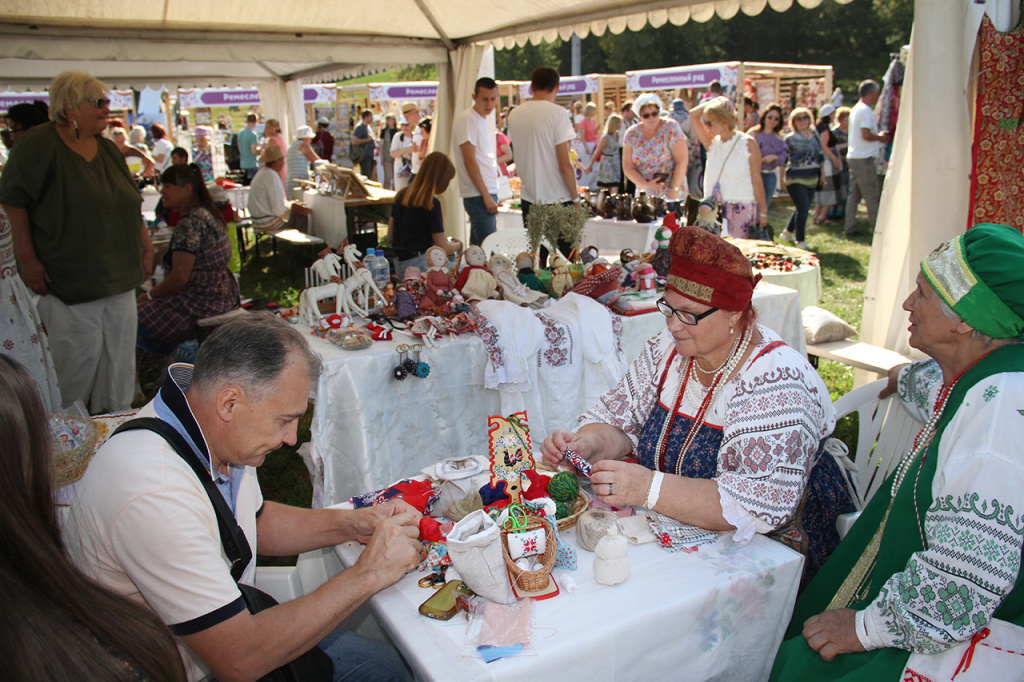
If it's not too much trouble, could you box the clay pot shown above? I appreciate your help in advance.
[614,194,633,221]
[631,191,655,223]
[601,192,617,220]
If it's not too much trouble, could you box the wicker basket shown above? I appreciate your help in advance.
[49,414,98,488]
[556,490,591,531]
[501,515,556,592]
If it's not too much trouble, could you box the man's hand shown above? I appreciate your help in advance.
[350,499,419,544]
[484,195,499,214]
[353,509,422,590]
[20,257,50,295]
[803,609,866,661]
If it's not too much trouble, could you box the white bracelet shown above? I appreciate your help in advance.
[645,471,664,509]
[146,291,153,301]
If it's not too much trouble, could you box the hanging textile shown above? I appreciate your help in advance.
[969,14,1024,231]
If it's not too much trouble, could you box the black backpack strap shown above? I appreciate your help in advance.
[112,417,252,582]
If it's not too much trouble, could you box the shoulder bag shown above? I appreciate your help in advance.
[112,418,333,682]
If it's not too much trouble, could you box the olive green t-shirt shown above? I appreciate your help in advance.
[0,122,144,304]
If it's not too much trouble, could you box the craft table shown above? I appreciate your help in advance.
[306,284,804,508]
[304,188,396,251]
[496,208,660,258]
[333,523,803,682]
[756,263,822,310]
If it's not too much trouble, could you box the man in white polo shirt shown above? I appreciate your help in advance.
[452,77,500,246]
[67,315,421,682]
[507,65,580,256]
[844,79,890,237]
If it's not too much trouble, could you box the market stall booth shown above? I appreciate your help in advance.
[626,61,833,121]
[518,73,627,128]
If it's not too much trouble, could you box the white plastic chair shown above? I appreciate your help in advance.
[480,228,556,267]
[833,378,925,537]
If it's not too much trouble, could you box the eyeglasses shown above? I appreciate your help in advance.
[640,111,659,119]
[83,97,111,108]
[795,115,810,121]
[657,297,719,325]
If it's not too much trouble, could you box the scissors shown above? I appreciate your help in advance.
[418,569,446,589]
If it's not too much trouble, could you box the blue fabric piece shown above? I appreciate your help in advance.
[318,627,411,682]
[477,644,523,663]
[479,480,510,506]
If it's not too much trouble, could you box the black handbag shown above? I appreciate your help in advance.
[113,418,333,682]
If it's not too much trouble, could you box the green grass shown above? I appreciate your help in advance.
[766,198,876,448]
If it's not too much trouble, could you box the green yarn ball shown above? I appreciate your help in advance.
[555,500,574,519]
[548,471,580,503]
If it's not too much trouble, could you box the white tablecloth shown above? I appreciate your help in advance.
[303,191,348,249]
[308,284,803,508]
[333,525,803,682]
[758,263,822,310]
[496,208,660,258]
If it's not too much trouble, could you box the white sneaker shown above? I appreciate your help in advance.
[780,229,796,243]
[796,241,811,250]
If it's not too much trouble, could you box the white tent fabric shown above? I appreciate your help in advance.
[858,0,993,373]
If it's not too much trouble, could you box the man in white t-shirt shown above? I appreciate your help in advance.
[844,79,890,236]
[390,102,423,191]
[507,66,579,255]
[452,77,500,246]
[247,143,310,233]
[67,315,421,682]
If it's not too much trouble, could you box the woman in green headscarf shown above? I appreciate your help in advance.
[771,223,1024,680]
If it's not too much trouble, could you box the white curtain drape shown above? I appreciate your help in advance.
[257,80,307,143]
[435,43,488,243]
[856,0,988,384]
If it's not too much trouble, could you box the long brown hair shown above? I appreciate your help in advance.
[398,151,455,211]
[0,355,186,681]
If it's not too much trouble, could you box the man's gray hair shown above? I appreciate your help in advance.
[191,313,322,400]
[858,80,880,99]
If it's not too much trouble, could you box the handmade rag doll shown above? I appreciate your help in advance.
[515,252,545,293]
[489,254,547,308]
[454,245,498,302]
[420,245,453,311]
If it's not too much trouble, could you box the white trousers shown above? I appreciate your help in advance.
[36,290,137,414]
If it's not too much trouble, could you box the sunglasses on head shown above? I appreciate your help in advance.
[83,97,111,108]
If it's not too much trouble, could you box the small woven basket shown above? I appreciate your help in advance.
[501,515,556,592]
[557,490,591,531]
[49,414,98,488]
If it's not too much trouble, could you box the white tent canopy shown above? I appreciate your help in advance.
[4,0,1007,366]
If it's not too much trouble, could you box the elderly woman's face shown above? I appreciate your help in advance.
[639,105,660,123]
[902,273,961,356]
[72,88,110,137]
[793,113,812,131]
[662,288,741,361]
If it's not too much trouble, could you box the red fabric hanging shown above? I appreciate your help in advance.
[969,15,1024,231]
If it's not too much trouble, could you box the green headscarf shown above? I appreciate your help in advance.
[921,222,1024,339]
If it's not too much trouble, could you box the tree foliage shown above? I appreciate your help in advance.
[495,0,913,94]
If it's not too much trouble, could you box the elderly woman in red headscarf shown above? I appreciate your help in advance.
[542,225,854,582]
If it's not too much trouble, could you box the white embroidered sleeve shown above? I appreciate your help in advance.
[716,345,833,532]
[897,359,942,423]
[862,375,1024,653]
[578,330,674,450]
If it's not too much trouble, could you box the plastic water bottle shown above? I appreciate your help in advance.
[365,248,391,310]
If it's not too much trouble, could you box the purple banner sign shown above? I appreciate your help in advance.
[634,68,724,90]
[199,90,261,106]
[376,85,438,100]
[0,92,49,111]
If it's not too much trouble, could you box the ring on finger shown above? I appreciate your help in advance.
[608,482,614,496]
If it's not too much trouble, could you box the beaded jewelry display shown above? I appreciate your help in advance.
[655,325,752,475]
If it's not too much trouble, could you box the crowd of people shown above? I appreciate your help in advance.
[8,62,1011,682]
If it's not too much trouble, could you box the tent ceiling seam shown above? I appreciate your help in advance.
[411,0,455,51]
